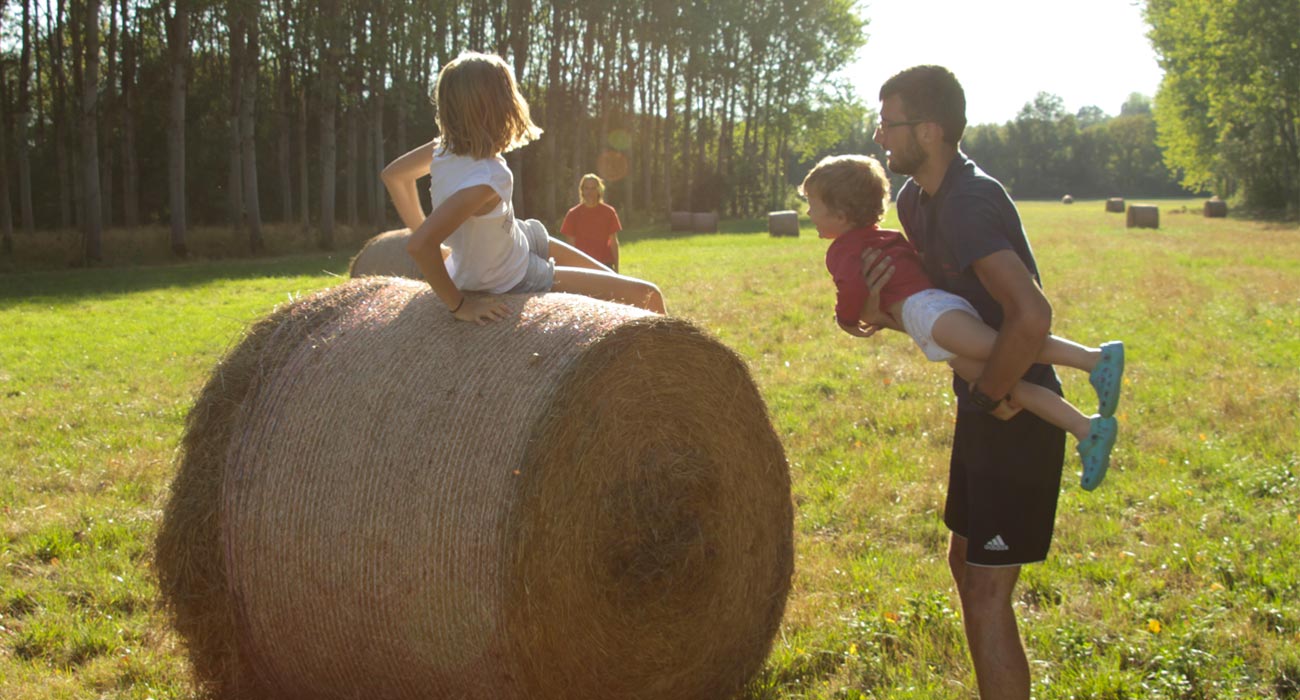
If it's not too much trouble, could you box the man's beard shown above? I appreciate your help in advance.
[886,143,926,175]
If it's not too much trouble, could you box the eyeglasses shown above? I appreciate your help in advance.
[876,118,924,132]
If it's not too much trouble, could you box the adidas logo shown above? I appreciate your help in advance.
[983,535,1010,552]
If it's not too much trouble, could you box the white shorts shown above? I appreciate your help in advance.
[899,288,981,362]
[505,219,556,294]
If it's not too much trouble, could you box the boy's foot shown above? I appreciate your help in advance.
[1089,341,1125,418]
[1078,415,1118,491]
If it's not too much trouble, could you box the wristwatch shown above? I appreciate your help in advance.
[968,382,1008,412]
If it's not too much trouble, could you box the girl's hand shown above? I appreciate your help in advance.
[452,296,511,325]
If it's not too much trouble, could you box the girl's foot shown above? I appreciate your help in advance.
[1089,341,1125,418]
[1078,414,1118,491]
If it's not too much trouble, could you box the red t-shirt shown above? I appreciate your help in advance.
[825,226,934,327]
[560,202,622,264]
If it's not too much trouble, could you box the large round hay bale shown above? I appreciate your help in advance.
[348,228,423,280]
[1061,194,1074,205]
[1127,204,1159,229]
[768,210,799,237]
[691,211,719,233]
[1204,197,1228,218]
[155,278,793,700]
[670,211,693,231]
[1105,197,1125,213]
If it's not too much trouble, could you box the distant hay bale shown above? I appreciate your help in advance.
[1105,197,1126,213]
[348,228,423,280]
[1204,197,1228,218]
[155,278,793,700]
[1127,204,1159,229]
[691,212,719,233]
[670,211,693,231]
[1061,195,1074,205]
[768,210,799,237]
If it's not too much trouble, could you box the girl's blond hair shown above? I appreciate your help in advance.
[798,155,890,227]
[434,52,542,160]
[578,173,605,203]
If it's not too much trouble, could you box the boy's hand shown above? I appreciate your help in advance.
[989,396,1024,421]
[453,296,511,325]
[854,248,897,333]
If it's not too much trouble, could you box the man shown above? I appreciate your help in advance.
[854,65,1065,699]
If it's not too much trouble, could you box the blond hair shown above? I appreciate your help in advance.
[434,52,542,160]
[798,155,890,227]
[578,173,605,203]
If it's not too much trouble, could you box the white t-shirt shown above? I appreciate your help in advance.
[429,148,530,293]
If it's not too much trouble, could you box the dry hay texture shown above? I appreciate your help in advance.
[691,212,719,233]
[669,211,693,231]
[767,210,799,237]
[155,277,793,700]
[1204,197,1228,218]
[1061,195,1074,205]
[348,228,423,280]
[1105,197,1126,213]
[1127,204,1160,229]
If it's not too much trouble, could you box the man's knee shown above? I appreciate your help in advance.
[947,534,968,585]
[959,565,1020,612]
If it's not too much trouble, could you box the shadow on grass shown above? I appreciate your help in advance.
[0,215,805,305]
[0,252,353,305]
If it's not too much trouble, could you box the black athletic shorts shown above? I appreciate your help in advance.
[943,407,1066,566]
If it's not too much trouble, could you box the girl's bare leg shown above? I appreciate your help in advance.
[949,356,1091,441]
[931,309,1101,373]
[549,236,614,272]
[552,267,666,314]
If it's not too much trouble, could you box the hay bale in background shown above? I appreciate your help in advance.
[348,228,423,280]
[1061,195,1074,205]
[1105,197,1126,213]
[1204,197,1228,218]
[155,278,793,700]
[691,212,719,233]
[768,210,799,237]
[1127,204,1159,229]
[670,211,693,231]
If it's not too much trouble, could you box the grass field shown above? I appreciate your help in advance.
[2,200,1298,699]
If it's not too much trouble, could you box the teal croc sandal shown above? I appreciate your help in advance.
[1089,341,1125,418]
[1078,415,1118,491]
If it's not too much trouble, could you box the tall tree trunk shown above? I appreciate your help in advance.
[275,3,292,222]
[120,0,138,227]
[241,12,263,251]
[371,3,388,231]
[345,101,358,226]
[78,0,104,261]
[52,0,73,229]
[166,0,190,255]
[370,85,385,231]
[317,1,339,249]
[663,49,675,211]
[100,0,116,228]
[1,74,12,254]
[17,0,35,234]
[227,10,245,236]
[297,88,309,228]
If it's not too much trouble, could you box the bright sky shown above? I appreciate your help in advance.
[844,0,1165,125]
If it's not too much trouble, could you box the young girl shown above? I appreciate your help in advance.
[803,154,1124,490]
[382,52,665,324]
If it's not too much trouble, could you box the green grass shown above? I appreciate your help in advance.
[2,199,1298,698]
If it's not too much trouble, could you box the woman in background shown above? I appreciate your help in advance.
[560,174,622,273]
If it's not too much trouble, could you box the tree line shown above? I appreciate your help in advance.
[1145,0,1299,217]
[0,0,866,259]
[791,90,1199,205]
